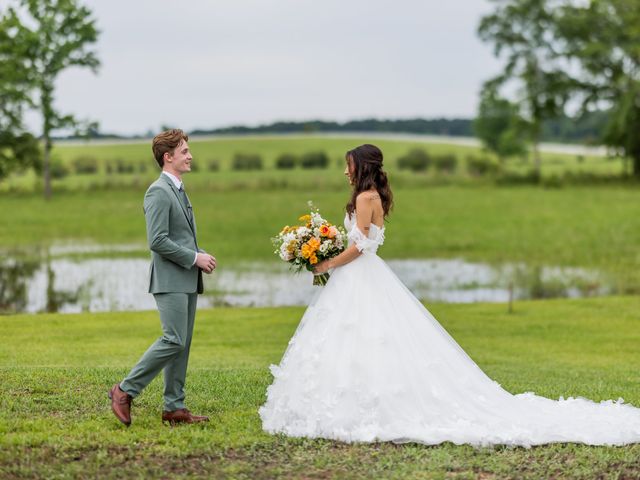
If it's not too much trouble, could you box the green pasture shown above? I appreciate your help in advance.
[2,297,640,478]
[0,135,628,193]
[2,185,640,293]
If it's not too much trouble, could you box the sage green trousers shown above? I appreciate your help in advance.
[120,292,197,411]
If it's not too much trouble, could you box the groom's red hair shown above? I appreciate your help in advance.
[152,129,189,168]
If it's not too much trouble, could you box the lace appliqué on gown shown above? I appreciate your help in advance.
[344,213,385,254]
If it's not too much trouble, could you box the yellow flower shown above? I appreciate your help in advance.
[307,237,320,251]
[298,214,311,222]
[319,225,330,237]
[301,238,321,259]
[301,244,313,259]
[310,254,318,265]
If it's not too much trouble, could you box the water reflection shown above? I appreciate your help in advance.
[0,256,39,313]
[0,245,613,314]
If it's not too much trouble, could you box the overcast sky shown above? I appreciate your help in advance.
[26,0,503,135]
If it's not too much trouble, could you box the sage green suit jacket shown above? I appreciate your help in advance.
[144,174,203,294]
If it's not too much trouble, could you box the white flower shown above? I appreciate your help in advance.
[282,232,296,244]
[279,244,293,261]
[311,212,324,227]
[319,240,331,254]
[297,227,310,238]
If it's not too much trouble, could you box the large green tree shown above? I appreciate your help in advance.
[478,0,574,173]
[474,85,527,162]
[557,0,640,177]
[0,10,40,180]
[1,0,99,198]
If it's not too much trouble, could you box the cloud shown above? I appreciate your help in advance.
[32,0,501,135]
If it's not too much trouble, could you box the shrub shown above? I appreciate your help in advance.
[397,149,431,172]
[434,154,457,174]
[50,157,70,179]
[542,173,563,188]
[275,153,298,169]
[188,161,199,172]
[232,153,263,170]
[138,162,148,173]
[300,151,329,169]
[72,155,99,174]
[466,155,499,176]
[496,170,540,185]
[207,159,220,171]
[116,160,135,174]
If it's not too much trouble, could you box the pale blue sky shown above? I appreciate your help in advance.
[27,0,502,135]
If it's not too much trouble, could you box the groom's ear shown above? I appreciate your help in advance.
[163,151,172,164]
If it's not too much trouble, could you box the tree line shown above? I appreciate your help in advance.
[189,113,607,144]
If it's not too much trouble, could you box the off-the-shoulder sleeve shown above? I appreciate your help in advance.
[347,225,383,253]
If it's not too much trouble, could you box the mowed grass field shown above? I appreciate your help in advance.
[2,136,640,478]
[2,297,640,478]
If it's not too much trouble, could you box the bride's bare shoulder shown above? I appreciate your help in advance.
[355,190,380,204]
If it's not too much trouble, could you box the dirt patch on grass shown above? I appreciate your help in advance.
[2,443,640,480]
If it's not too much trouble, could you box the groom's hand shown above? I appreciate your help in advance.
[196,253,217,274]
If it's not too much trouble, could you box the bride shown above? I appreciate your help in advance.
[259,144,640,447]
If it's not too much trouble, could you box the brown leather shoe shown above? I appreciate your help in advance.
[108,384,132,426]
[162,408,209,425]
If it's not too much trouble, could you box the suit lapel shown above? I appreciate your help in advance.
[160,174,196,235]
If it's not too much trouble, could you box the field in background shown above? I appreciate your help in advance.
[1,135,630,193]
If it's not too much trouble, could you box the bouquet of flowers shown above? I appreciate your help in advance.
[272,203,348,286]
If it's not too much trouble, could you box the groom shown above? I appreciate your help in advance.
[109,129,217,426]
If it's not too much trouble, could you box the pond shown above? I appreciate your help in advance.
[0,244,613,314]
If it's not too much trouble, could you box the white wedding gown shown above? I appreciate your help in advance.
[259,214,640,447]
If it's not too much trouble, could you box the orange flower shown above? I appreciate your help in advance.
[307,237,320,251]
[327,226,337,239]
[319,225,330,237]
[309,254,318,264]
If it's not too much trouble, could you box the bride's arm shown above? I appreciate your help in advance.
[315,244,360,273]
[314,194,374,273]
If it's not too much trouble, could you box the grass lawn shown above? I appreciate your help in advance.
[2,296,640,478]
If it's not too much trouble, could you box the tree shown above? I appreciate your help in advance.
[1,0,99,198]
[474,85,527,161]
[0,10,40,180]
[556,0,640,177]
[478,0,574,173]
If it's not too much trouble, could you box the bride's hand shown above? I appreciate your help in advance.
[314,260,330,274]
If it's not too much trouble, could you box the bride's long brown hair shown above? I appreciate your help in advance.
[345,144,393,219]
